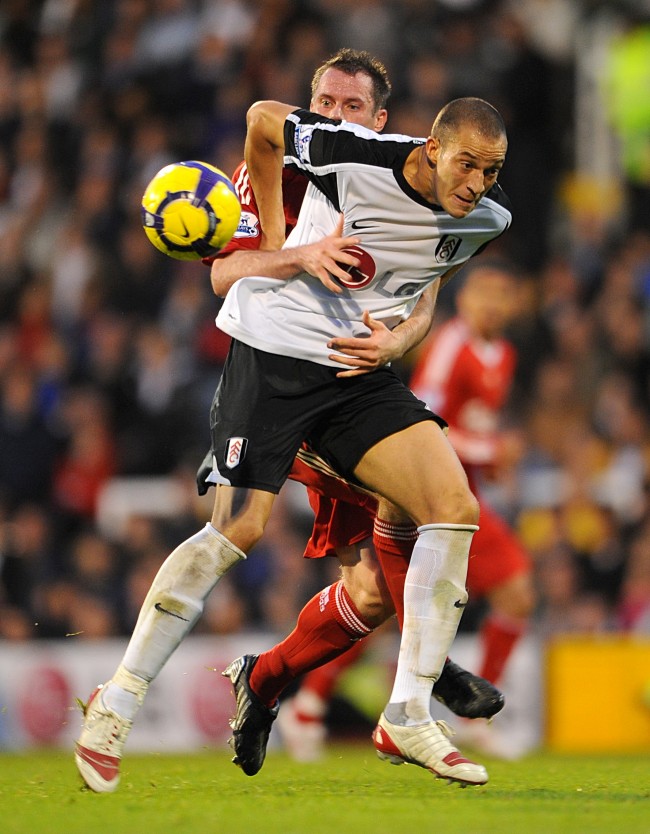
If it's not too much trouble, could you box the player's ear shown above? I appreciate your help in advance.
[425,135,440,167]
[374,108,388,132]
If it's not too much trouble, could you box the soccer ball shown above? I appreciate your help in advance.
[141,160,241,260]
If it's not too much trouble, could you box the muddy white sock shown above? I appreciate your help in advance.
[102,524,245,716]
[386,523,477,726]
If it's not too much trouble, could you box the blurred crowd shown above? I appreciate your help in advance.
[1,0,650,645]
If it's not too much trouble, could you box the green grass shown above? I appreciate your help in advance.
[1,747,649,834]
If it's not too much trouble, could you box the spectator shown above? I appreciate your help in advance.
[0,363,61,507]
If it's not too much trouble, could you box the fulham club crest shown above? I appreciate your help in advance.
[225,437,247,469]
[435,234,461,263]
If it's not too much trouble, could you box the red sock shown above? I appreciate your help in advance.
[299,639,366,702]
[478,612,527,684]
[250,581,373,706]
[372,517,418,630]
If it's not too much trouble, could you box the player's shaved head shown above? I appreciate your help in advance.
[432,98,507,145]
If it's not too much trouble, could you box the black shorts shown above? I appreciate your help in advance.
[208,340,445,493]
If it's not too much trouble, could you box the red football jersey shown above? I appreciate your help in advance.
[203,161,308,263]
[410,317,517,475]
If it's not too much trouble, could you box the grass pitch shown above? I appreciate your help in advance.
[2,746,648,834]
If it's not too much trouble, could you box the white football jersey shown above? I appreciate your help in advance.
[217,109,512,366]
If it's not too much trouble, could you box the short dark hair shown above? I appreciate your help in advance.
[311,48,392,112]
[432,97,507,144]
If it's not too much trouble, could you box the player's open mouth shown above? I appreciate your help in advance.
[453,194,474,210]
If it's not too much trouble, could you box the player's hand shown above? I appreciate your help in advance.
[299,214,361,294]
[328,310,403,377]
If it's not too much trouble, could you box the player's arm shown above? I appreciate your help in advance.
[244,100,296,251]
[329,260,464,376]
[214,101,362,296]
[210,214,362,298]
[329,282,439,378]
[391,281,439,353]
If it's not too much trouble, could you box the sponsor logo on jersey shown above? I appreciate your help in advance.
[233,211,260,239]
[225,437,247,469]
[337,246,376,289]
[295,124,314,162]
[435,234,462,263]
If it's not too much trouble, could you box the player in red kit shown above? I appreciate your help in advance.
[410,259,535,757]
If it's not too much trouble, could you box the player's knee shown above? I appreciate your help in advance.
[345,581,392,626]
[220,518,265,553]
[211,488,274,553]
[463,491,480,526]
[437,487,479,527]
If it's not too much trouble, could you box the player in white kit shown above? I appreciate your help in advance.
[76,94,510,790]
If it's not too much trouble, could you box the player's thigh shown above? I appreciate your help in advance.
[353,420,478,526]
[210,484,276,552]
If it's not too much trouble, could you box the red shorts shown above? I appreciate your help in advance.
[288,453,376,558]
[466,502,531,595]
[288,449,531,595]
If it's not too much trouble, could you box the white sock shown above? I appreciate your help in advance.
[100,680,139,720]
[386,523,477,726]
[102,524,245,717]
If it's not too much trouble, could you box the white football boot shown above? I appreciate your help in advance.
[372,711,488,786]
[74,685,132,793]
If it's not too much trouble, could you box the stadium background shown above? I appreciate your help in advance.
[0,0,649,754]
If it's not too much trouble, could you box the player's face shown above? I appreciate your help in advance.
[310,68,387,132]
[426,126,506,219]
[457,268,518,339]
